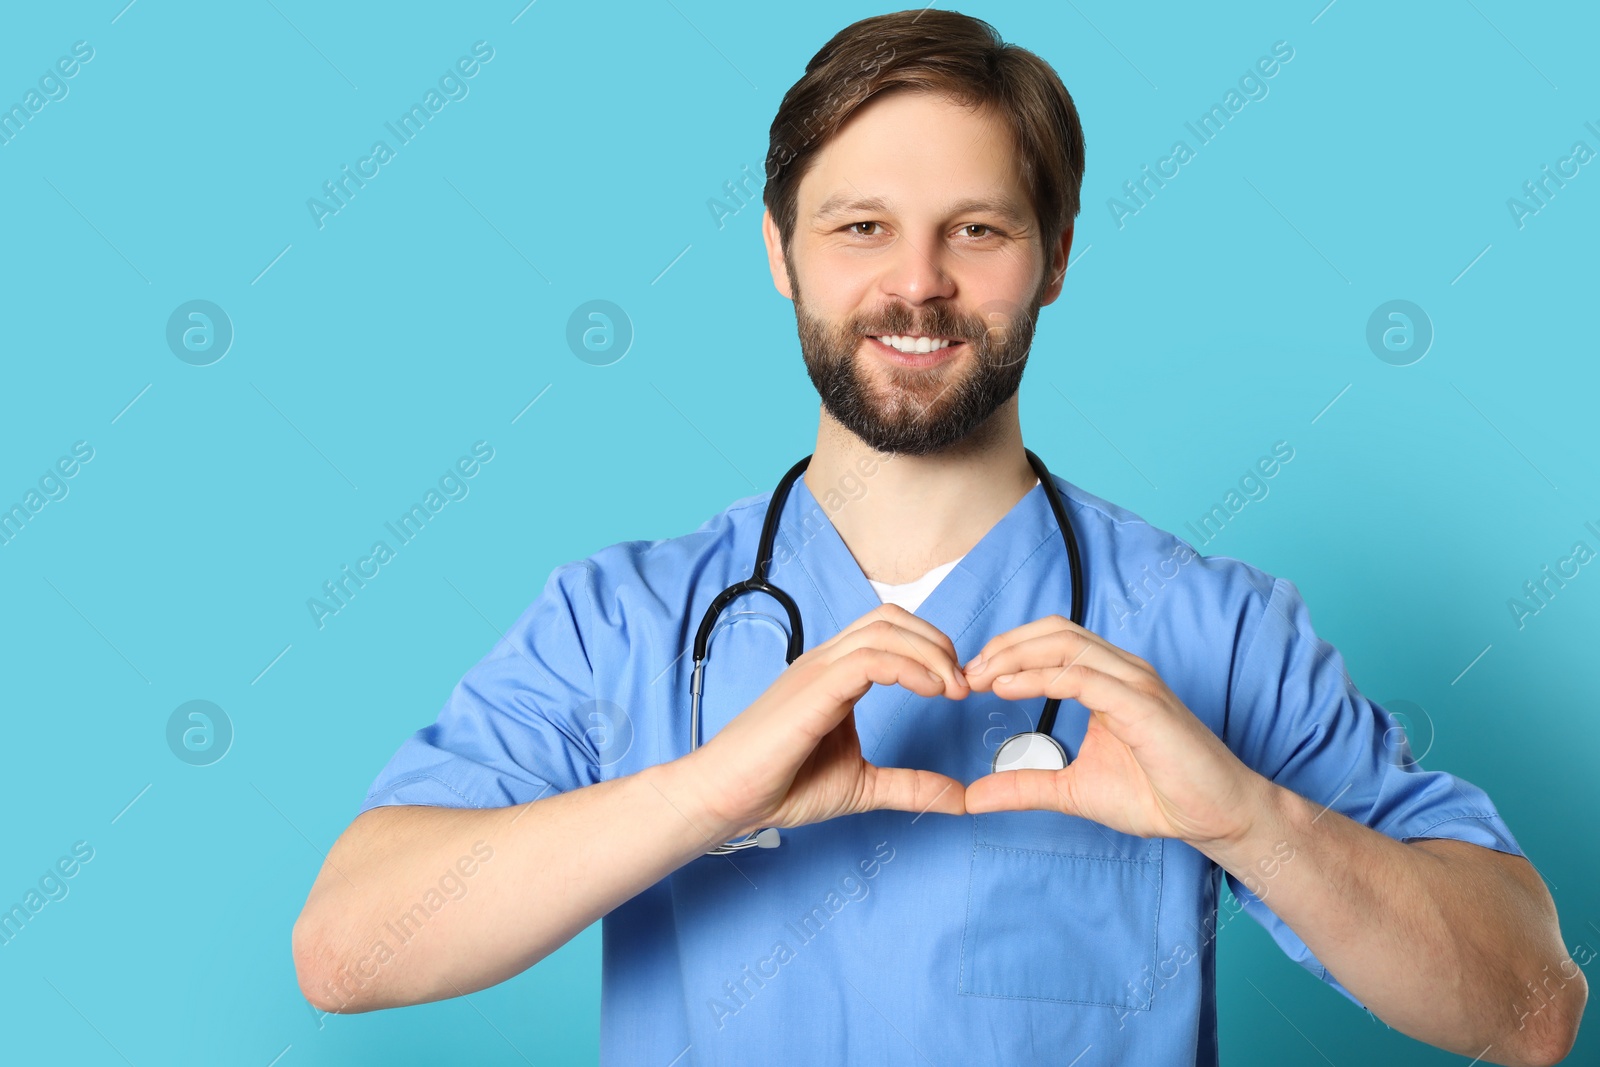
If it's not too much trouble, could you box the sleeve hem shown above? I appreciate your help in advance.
[1395,812,1526,857]
[360,772,487,812]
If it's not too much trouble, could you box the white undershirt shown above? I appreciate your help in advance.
[865,479,1039,613]
[867,555,965,613]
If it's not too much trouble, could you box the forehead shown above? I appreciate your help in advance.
[797,90,1030,225]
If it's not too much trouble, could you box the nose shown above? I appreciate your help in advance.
[878,230,956,308]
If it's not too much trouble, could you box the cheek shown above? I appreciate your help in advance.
[999,242,1048,292]
[799,249,879,318]
[951,246,1045,309]
[799,294,878,346]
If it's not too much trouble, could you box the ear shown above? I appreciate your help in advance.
[1037,222,1075,308]
[761,209,795,301]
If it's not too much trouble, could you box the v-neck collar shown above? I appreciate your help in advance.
[764,464,1085,764]
[772,469,1073,655]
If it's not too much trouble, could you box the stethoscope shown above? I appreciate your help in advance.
[688,449,1086,853]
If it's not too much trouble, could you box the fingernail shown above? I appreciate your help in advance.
[967,655,985,673]
[996,673,1014,683]
[926,669,942,683]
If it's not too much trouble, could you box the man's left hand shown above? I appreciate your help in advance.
[962,614,1272,849]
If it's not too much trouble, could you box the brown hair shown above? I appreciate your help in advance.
[763,9,1086,258]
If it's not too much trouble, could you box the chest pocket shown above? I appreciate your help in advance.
[959,809,1163,1009]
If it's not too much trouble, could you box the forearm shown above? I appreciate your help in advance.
[1199,780,1583,1066]
[293,753,735,1013]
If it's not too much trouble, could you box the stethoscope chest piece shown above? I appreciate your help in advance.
[991,730,1069,773]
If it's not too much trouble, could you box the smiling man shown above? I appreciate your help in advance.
[292,10,1584,1066]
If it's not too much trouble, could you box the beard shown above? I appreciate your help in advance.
[794,279,1045,457]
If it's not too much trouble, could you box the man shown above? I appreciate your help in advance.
[292,10,1584,1065]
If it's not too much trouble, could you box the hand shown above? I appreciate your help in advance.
[689,603,971,839]
[961,615,1269,849]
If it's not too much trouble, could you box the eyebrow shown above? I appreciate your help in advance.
[812,193,1031,230]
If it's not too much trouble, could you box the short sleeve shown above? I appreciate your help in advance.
[1221,575,1525,1007]
[357,561,605,813]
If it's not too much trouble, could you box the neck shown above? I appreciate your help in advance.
[803,397,1037,585]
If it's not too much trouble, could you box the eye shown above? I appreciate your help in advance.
[961,223,1003,239]
[846,221,884,236]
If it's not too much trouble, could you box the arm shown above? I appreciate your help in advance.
[959,614,1585,1067]
[1203,779,1584,1066]
[293,603,970,1013]
[292,754,741,1013]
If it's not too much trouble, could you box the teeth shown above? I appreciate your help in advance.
[876,335,953,355]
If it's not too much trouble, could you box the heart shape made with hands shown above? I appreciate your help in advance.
[924,613,1266,848]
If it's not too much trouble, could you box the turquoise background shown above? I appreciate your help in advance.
[1,0,1595,1063]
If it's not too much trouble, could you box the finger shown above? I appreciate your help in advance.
[710,647,944,775]
[968,615,1149,673]
[860,765,968,818]
[989,664,1153,741]
[827,603,964,671]
[966,615,1104,677]
[805,646,949,726]
[963,768,1071,815]
[965,630,1143,692]
[828,618,969,698]
[965,614,1075,670]
[1056,621,1155,673]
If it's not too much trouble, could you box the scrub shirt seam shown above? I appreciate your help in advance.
[1222,577,1285,752]
[939,479,1101,648]
[367,772,484,808]
[974,843,1159,865]
[1403,812,1505,838]
[956,989,1153,1008]
[958,822,977,996]
[774,525,843,636]
[1148,840,1164,1011]
[569,559,607,786]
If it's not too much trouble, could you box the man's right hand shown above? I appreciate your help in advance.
[684,603,971,842]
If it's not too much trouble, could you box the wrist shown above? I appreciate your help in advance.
[1189,772,1294,874]
[644,749,751,848]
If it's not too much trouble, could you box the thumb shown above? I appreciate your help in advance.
[860,766,967,818]
[964,768,1071,815]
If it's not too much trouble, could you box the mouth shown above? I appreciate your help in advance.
[865,333,966,368]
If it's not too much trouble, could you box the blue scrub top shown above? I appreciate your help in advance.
[358,469,1524,1066]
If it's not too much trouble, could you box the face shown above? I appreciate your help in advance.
[764,90,1072,456]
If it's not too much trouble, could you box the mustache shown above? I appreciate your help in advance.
[849,305,984,342]
[841,300,1038,370]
